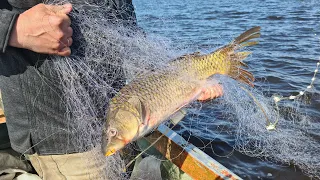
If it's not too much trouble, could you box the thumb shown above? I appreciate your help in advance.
[45,3,72,15]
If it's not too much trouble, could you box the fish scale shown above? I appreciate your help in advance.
[103,26,261,156]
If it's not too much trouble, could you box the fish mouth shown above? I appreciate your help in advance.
[105,148,116,156]
[101,132,126,156]
[102,139,116,156]
[103,142,125,156]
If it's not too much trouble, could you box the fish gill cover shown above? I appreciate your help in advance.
[23,0,320,179]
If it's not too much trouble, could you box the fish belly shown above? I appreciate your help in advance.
[133,72,205,137]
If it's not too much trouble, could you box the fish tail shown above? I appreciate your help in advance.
[216,26,260,87]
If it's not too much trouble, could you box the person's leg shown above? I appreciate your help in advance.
[28,149,107,180]
[0,123,10,150]
[0,123,37,180]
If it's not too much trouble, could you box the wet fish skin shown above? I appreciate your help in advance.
[102,26,261,156]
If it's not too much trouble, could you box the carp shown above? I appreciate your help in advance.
[102,26,260,156]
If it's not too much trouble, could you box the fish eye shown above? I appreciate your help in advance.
[108,128,118,137]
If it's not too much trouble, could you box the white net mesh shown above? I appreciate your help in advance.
[32,0,178,179]
[178,76,320,178]
[17,0,320,179]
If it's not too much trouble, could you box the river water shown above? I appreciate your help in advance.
[134,0,320,179]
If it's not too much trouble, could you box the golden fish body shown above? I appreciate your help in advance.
[102,27,261,156]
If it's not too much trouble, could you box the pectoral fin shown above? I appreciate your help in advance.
[127,96,150,125]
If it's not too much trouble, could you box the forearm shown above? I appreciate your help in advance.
[0,9,19,53]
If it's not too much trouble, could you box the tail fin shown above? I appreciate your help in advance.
[221,26,260,87]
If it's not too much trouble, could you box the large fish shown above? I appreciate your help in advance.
[102,26,260,156]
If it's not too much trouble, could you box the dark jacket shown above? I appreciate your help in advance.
[0,0,137,155]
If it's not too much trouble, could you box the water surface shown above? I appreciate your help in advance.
[134,0,320,179]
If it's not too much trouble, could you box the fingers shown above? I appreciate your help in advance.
[59,37,73,48]
[47,14,71,29]
[45,3,72,15]
[212,84,223,99]
[65,37,73,47]
[61,3,72,14]
[45,7,73,56]
[55,36,72,56]
[57,26,73,45]
[65,26,73,37]
[47,14,72,37]
[197,84,224,101]
[56,47,71,56]
[197,89,210,101]
[45,3,72,40]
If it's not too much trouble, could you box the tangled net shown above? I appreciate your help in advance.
[178,75,319,178]
[32,0,177,179]
[21,0,320,179]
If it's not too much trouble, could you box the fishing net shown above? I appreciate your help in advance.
[14,0,319,179]
[177,74,320,179]
[24,0,177,179]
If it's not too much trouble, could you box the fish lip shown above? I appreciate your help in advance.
[105,149,116,156]
[102,139,115,156]
[101,130,124,156]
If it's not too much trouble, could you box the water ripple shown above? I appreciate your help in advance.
[134,0,319,179]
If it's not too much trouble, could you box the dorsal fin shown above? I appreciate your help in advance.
[234,26,261,44]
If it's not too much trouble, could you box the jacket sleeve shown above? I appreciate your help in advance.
[0,9,19,53]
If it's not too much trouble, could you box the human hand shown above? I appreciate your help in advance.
[197,84,223,101]
[9,3,73,56]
